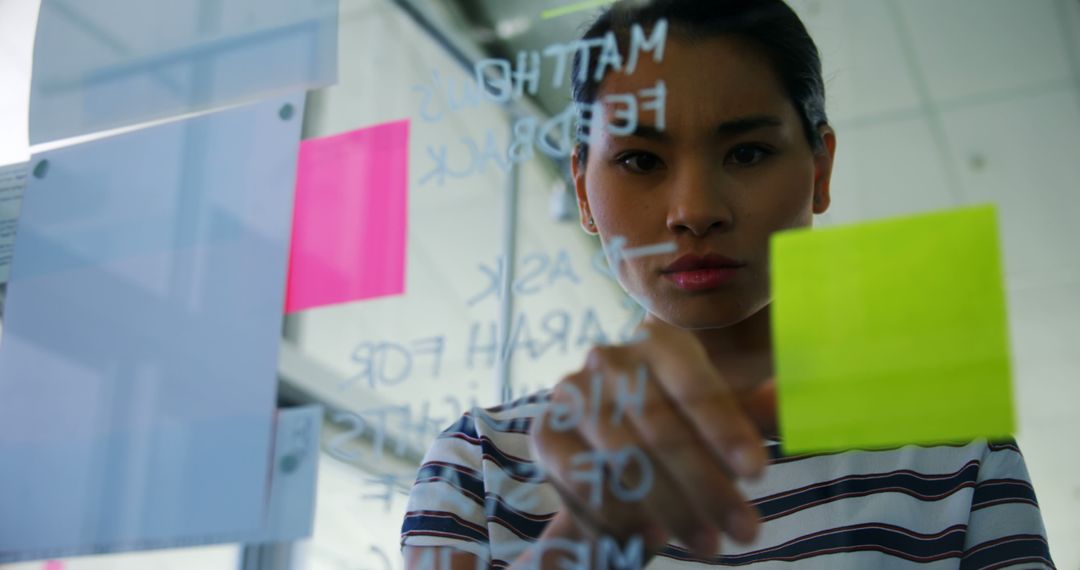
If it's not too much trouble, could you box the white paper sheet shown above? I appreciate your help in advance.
[0,93,304,560]
[0,162,28,286]
[253,405,322,544]
[29,0,337,144]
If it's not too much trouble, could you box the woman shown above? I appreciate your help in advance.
[401,1,1054,568]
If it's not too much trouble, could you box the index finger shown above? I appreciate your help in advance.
[629,324,768,479]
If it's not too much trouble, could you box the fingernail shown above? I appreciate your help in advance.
[728,446,762,478]
[726,509,759,544]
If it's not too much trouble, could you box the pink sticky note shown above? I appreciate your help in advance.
[286,119,409,313]
[43,561,65,570]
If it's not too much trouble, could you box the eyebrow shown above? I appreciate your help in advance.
[627,114,784,141]
[715,115,784,136]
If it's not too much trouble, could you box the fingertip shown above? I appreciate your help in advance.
[727,445,766,480]
[758,378,777,402]
[691,527,719,556]
[744,380,779,437]
[725,507,761,545]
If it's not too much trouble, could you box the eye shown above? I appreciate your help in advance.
[614,151,665,174]
[726,144,774,166]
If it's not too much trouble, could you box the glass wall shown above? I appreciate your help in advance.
[1,0,1078,568]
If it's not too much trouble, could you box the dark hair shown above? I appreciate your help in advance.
[571,0,829,167]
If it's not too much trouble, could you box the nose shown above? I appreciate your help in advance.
[666,160,733,237]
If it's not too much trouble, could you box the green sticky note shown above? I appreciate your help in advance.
[771,204,1015,454]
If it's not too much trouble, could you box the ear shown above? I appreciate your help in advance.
[571,146,598,235]
[812,124,837,215]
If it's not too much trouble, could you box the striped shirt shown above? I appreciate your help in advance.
[401,391,1055,569]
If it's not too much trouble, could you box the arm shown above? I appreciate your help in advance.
[526,320,774,560]
[960,439,1055,570]
[401,415,493,569]
[403,321,773,570]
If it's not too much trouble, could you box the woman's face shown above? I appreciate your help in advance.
[573,34,836,330]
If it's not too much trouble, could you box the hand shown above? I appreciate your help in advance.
[530,320,776,557]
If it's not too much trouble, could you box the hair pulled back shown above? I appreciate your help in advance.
[571,0,829,166]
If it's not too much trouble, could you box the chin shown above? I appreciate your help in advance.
[644,294,761,330]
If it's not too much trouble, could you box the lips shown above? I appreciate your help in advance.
[662,254,745,273]
[661,254,745,291]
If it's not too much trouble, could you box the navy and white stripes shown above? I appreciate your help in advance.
[402,392,1054,569]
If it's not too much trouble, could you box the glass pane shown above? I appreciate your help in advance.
[0,94,302,559]
[29,0,338,144]
[0,0,1076,568]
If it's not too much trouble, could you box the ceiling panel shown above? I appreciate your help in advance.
[1067,0,1080,61]
[1009,278,1080,567]
[897,0,1073,104]
[791,0,921,125]
[839,115,954,221]
[941,87,1080,288]
[1016,425,1079,570]
[1009,282,1080,429]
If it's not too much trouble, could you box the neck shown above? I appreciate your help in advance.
[658,303,775,393]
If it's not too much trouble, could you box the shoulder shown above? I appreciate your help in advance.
[968,437,1042,511]
[710,439,1049,568]
[961,438,1054,568]
[400,391,555,557]
[760,438,1045,527]
[473,389,554,432]
[417,389,553,479]
[441,389,553,474]
[742,438,1007,530]
[434,389,551,446]
[766,438,992,478]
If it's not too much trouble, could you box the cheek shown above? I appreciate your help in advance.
[751,160,816,232]
[586,174,657,234]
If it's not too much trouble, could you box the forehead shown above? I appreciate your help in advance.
[597,34,796,128]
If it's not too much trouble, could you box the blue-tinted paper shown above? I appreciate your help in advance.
[0,406,321,562]
[29,0,337,144]
[0,93,304,559]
